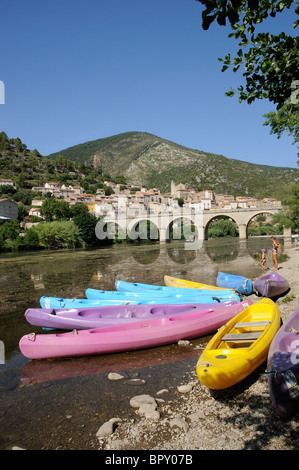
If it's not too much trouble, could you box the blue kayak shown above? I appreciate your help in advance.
[85,288,240,302]
[40,296,141,309]
[115,280,238,297]
[40,292,239,309]
[216,272,253,295]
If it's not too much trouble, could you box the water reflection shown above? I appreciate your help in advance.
[20,339,206,386]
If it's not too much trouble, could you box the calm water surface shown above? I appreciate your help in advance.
[0,237,286,450]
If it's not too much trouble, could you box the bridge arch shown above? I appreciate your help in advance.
[203,213,239,240]
[246,210,278,226]
[239,209,279,239]
[202,209,280,240]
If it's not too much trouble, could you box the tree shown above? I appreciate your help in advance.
[11,137,27,153]
[17,203,28,222]
[73,210,99,246]
[54,200,72,220]
[271,183,299,230]
[0,220,20,241]
[196,0,299,144]
[40,198,57,222]
[284,182,299,229]
[23,228,40,250]
[0,132,11,151]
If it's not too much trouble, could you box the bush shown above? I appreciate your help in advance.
[35,221,84,249]
[23,228,40,250]
[0,220,20,240]
[208,218,239,238]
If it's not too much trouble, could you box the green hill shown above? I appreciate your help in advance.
[48,131,299,199]
[0,131,106,196]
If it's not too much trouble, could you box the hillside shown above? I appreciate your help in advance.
[0,131,106,196]
[48,131,299,199]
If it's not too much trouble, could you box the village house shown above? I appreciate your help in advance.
[96,188,105,196]
[236,196,251,208]
[197,190,215,201]
[44,182,60,190]
[160,194,180,211]
[59,186,75,201]
[185,198,212,211]
[94,201,114,217]
[0,178,15,188]
[28,207,42,218]
[127,201,147,218]
[31,199,43,207]
[261,198,282,209]
[31,186,47,195]
[0,198,18,221]
[72,186,84,195]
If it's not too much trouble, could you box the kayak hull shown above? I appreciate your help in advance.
[216,272,253,295]
[85,287,239,302]
[116,279,234,294]
[267,308,299,419]
[254,271,289,298]
[25,300,252,330]
[164,275,229,291]
[196,298,281,390]
[40,291,240,309]
[19,301,252,360]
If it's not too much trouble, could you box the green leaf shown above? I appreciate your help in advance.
[202,14,216,30]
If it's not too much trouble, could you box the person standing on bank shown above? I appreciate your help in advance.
[261,249,267,271]
[271,236,281,270]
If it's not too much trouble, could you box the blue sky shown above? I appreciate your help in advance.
[1,0,298,168]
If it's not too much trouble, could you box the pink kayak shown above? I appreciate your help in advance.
[19,300,252,359]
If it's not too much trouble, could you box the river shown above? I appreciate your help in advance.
[0,237,287,450]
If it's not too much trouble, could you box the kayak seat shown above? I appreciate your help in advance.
[222,321,272,343]
[234,321,271,328]
[150,307,166,316]
[222,332,263,342]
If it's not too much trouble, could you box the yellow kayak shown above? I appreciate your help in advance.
[196,298,281,390]
[164,275,231,291]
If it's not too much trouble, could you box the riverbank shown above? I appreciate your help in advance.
[98,245,299,451]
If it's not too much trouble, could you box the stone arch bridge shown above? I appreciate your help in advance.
[96,207,281,243]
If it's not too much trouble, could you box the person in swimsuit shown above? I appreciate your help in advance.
[271,236,281,270]
[261,249,267,271]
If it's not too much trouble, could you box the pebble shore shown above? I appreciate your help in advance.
[95,245,299,451]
